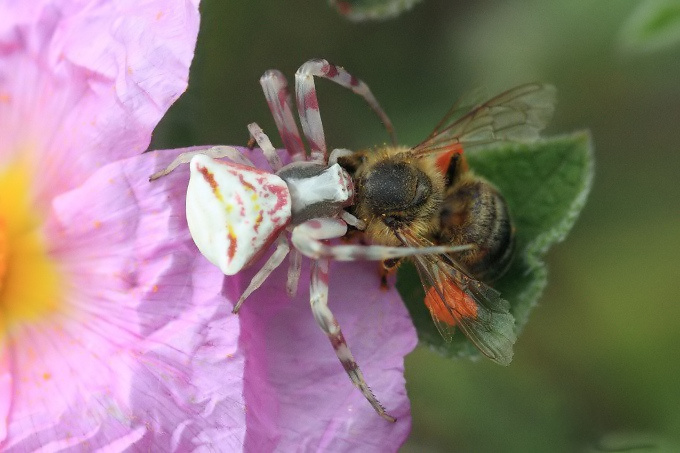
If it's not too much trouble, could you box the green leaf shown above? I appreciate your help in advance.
[329,0,423,21]
[397,132,594,361]
[619,0,680,53]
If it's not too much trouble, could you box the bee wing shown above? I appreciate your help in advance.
[410,253,457,342]
[399,232,517,365]
[411,83,556,158]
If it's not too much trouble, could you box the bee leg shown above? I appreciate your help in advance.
[149,146,254,181]
[310,257,396,422]
[286,248,302,299]
[379,258,401,290]
[232,235,290,314]
[291,218,472,261]
[247,122,283,172]
[295,59,396,163]
[260,69,306,162]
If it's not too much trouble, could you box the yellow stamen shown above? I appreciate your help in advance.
[0,163,63,338]
[0,218,7,289]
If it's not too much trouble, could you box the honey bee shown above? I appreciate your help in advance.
[336,84,556,365]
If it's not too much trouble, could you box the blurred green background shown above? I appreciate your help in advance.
[152,1,680,451]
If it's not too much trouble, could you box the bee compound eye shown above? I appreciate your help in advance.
[412,172,431,206]
[362,161,418,213]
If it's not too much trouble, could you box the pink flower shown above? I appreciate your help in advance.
[0,0,416,450]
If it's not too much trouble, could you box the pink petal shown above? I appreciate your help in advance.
[0,345,10,442]
[0,0,200,203]
[238,258,417,451]
[3,148,245,450]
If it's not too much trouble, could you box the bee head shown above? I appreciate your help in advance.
[358,158,440,230]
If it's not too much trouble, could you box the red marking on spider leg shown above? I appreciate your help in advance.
[329,331,347,350]
[307,219,323,229]
[307,138,324,154]
[277,88,288,107]
[303,90,319,110]
[349,75,359,87]
[282,131,305,152]
[317,266,329,284]
[329,333,359,372]
[323,63,339,78]
[340,357,359,373]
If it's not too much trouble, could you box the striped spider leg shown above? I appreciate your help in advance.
[258,58,396,294]
[259,69,306,162]
[294,58,397,163]
[259,58,396,296]
[289,217,471,422]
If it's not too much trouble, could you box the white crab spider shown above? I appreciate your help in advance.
[150,59,468,422]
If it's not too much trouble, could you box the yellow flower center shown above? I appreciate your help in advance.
[0,163,62,338]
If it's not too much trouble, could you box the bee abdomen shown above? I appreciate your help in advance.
[438,177,515,282]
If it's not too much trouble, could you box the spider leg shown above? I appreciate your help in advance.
[328,148,354,165]
[291,218,472,261]
[310,257,396,422]
[260,69,306,162]
[286,247,302,299]
[149,146,254,181]
[232,235,290,314]
[295,59,396,163]
[247,122,283,172]
[340,210,366,230]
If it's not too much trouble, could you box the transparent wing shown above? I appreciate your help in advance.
[399,232,517,365]
[411,83,556,158]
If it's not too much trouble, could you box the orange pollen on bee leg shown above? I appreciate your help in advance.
[424,279,478,327]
